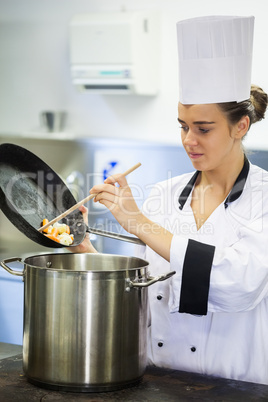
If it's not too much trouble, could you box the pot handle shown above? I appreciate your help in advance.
[0,257,24,277]
[126,270,176,290]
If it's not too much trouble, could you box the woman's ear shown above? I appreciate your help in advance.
[236,115,250,139]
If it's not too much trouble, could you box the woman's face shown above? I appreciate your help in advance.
[178,102,242,172]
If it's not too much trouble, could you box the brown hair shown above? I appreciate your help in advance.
[217,85,268,130]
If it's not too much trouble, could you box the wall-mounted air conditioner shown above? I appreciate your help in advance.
[69,12,161,95]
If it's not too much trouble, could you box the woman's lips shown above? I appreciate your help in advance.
[188,152,203,159]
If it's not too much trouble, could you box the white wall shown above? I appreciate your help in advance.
[0,0,268,148]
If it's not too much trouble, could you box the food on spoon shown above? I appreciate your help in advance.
[40,220,74,245]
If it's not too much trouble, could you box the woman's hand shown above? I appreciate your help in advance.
[90,173,143,236]
[68,205,98,254]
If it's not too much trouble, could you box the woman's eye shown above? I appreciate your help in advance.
[179,125,188,132]
[199,128,210,134]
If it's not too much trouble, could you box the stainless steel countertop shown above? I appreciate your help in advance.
[0,342,22,360]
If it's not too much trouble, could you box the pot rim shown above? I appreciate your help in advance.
[23,252,150,273]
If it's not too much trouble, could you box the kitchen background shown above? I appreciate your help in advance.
[1,0,268,345]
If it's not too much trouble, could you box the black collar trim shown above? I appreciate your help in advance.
[178,157,250,211]
[223,157,250,209]
[178,170,199,210]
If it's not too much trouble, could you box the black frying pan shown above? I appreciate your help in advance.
[0,143,87,248]
[0,143,144,248]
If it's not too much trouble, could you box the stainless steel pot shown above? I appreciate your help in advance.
[1,253,175,392]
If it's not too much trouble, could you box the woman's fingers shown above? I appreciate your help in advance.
[90,173,129,199]
[93,190,116,205]
[93,189,128,213]
[90,183,122,200]
[104,173,128,187]
[78,205,89,225]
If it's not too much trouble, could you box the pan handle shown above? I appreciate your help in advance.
[0,257,24,277]
[125,270,176,290]
[87,226,145,246]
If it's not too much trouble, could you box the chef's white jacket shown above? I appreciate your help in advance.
[136,159,268,385]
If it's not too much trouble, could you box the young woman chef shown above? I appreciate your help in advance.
[75,16,268,385]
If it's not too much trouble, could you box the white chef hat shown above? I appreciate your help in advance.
[176,15,255,104]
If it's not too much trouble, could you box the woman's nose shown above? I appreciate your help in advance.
[182,130,198,146]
